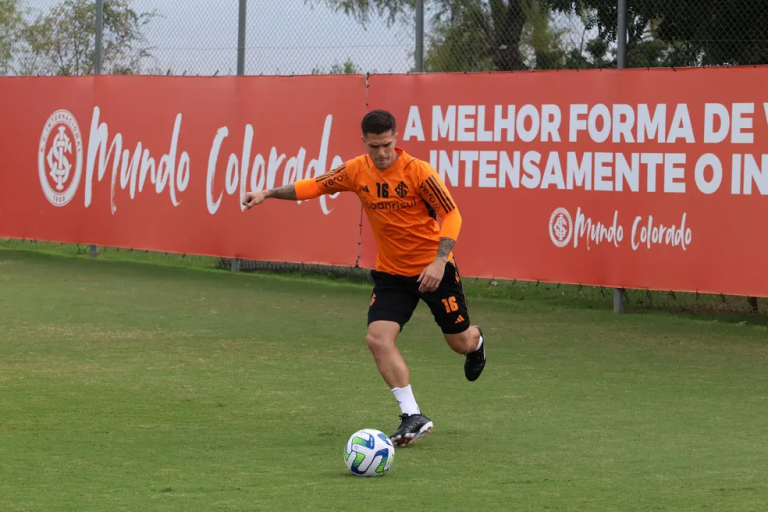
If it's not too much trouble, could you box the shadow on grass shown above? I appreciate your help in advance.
[3,238,768,328]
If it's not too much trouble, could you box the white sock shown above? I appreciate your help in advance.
[392,385,420,415]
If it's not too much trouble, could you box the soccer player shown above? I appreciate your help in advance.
[243,110,486,447]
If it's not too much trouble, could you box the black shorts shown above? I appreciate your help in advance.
[367,259,471,335]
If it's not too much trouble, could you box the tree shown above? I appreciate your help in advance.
[313,0,768,71]
[330,57,361,73]
[424,1,500,72]
[547,0,768,67]
[424,0,528,72]
[305,0,414,27]
[425,1,614,71]
[310,0,566,72]
[311,57,361,74]
[16,0,156,76]
[0,0,23,74]
[521,0,567,70]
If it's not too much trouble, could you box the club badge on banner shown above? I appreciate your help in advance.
[366,67,768,297]
[2,67,768,297]
[0,75,367,267]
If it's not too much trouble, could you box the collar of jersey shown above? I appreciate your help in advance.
[368,147,411,174]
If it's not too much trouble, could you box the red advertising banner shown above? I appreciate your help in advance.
[2,68,768,297]
[0,75,366,267]
[367,68,768,297]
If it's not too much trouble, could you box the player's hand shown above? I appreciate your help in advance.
[242,190,268,210]
[418,259,446,293]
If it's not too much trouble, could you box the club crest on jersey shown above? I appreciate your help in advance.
[395,181,409,198]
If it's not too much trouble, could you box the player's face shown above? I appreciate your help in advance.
[363,131,398,170]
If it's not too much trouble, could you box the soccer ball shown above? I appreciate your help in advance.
[343,429,395,477]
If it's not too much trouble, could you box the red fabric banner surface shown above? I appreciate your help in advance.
[365,68,768,297]
[2,68,768,297]
[0,75,366,267]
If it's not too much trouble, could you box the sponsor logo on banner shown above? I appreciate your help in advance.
[38,110,83,207]
[36,107,344,216]
[549,206,692,251]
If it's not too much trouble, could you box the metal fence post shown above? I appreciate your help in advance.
[415,0,424,72]
[231,0,247,273]
[237,0,246,76]
[90,0,104,259]
[95,0,103,74]
[617,0,627,69]
[613,0,628,313]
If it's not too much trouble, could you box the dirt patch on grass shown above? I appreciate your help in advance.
[89,330,155,340]
[33,324,80,337]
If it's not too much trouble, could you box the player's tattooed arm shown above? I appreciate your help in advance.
[243,184,296,209]
[243,183,300,209]
[419,237,454,292]
[436,237,455,261]
[265,184,297,201]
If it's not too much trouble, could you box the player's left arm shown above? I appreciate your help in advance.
[416,164,463,293]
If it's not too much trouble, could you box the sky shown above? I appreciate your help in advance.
[23,0,418,75]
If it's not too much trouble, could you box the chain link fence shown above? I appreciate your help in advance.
[3,0,768,317]
[623,0,768,68]
[4,1,767,75]
[4,1,768,75]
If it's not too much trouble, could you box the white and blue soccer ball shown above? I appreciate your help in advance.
[343,428,395,477]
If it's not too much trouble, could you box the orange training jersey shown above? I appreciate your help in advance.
[311,148,459,277]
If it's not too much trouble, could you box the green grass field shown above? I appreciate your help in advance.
[1,247,767,511]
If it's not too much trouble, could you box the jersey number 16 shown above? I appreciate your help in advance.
[376,183,389,198]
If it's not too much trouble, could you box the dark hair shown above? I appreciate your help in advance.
[361,110,396,135]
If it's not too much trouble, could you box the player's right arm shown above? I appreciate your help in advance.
[243,163,355,209]
[242,184,297,208]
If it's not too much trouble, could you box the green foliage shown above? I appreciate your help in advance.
[330,57,360,74]
[320,0,768,72]
[0,0,22,73]
[549,0,768,67]
[521,0,566,70]
[311,57,361,74]
[305,0,415,26]
[315,0,609,72]
[12,0,156,76]
[425,0,528,72]
[424,1,497,72]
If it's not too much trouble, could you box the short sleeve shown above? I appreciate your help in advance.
[314,162,357,194]
[417,162,458,218]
